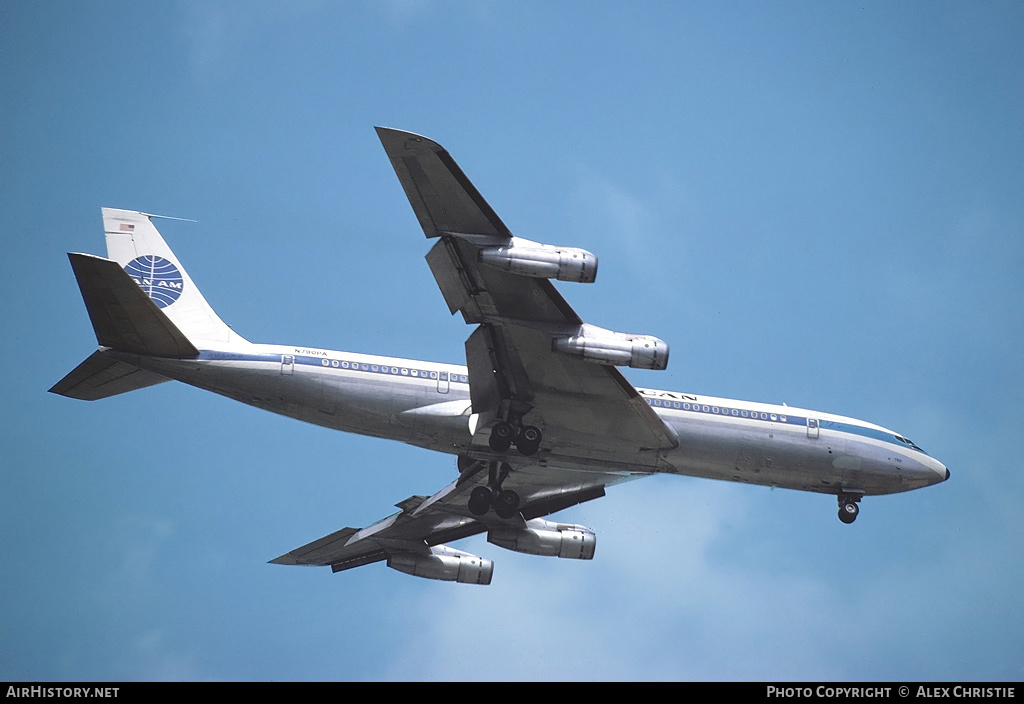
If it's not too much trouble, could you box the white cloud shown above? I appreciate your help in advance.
[569,166,695,285]
[121,629,204,681]
[177,1,329,85]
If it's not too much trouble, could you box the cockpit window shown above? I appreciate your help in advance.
[895,435,926,454]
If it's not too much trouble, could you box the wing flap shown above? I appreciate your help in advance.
[425,238,474,316]
[330,551,388,573]
[501,324,678,453]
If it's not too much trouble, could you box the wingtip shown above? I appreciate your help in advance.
[374,126,441,154]
[375,125,415,136]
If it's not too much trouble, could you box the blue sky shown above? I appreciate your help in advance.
[2,1,1022,681]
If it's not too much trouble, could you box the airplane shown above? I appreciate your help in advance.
[51,127,950,585]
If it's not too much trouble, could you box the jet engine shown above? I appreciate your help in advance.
[487,518,596,559]
[387,545,493,584]
[552,325,669,370]
[479,245,597,283]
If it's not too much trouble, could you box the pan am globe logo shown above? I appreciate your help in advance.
[124,255,184,308]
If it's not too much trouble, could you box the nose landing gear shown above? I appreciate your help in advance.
[837,493,862,524]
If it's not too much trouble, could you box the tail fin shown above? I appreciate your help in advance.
[101,208,247,347]
[51,209,247,400]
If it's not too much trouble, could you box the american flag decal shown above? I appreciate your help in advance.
[120,223,134,231]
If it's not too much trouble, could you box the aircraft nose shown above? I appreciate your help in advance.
[915,456,949,486]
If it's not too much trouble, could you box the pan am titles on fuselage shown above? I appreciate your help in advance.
[50,128,950,585]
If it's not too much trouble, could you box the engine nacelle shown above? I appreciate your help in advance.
[487,518,596,560]
[552,326,669,370]
[479,245,597,283]
[387,545,493,584]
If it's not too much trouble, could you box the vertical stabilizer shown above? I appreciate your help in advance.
[101,208,247,347]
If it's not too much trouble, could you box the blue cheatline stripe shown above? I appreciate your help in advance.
[195,350,469,383]
[646,396,805,425]
[818,419,927,454]
[195,350,926,455]
[645,397,928,455]
[197,350,282,363]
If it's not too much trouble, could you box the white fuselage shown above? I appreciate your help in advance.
[114,341,948,499]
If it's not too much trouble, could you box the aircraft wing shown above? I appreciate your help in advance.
[274,130,675,583]
[377,127,678,462]
[271,461,627,580]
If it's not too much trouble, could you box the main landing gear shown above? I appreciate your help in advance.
[837,493,861,524]
[488,420,542,456]
[469,485,521,519]
[462,459,522,519]
[463,420,540,519]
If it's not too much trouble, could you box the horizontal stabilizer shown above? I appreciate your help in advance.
[68,253,199,358]
[49,350,168,400]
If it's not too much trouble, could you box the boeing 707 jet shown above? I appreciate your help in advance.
[51,128,949,584]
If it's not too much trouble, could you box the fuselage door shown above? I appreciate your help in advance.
[437,371,450,394]
[281,354,295,375]
[807,417,819,439]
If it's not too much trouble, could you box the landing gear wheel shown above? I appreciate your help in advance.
[838,501,859,524]
[468,487,493,516]
[494,489,521,519]
[516,425,542,456]
[488,422,515,452]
